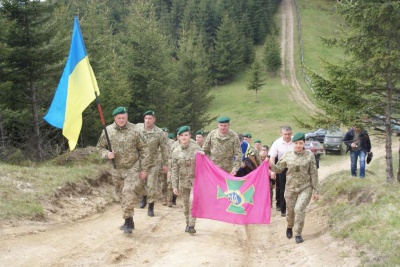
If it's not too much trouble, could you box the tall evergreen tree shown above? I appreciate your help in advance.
[174,28,215,131]
[263,35,281,76]
[120,0,178,124]
[0,0,61,160]
[247,60,265,103]
[212,13,243,84]
[311,0,400,182]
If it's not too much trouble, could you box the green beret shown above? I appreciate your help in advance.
[255,140,261,143]
[177,125,190,135]
[217,116,230,123]
[292,132,305,142]
[112,106,128,116]
[168,133,175,139]
[161,127,169,132]
[243,133,252,138]
[143,110,155,117]
[195,130,205,136]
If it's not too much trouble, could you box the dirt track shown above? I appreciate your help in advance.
[0,1,380,266]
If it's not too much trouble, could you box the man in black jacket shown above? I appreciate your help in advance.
[343,124,372,178]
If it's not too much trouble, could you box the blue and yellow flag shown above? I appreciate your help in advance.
[44,17,100,150]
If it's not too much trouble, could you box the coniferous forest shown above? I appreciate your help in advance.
[0,0,281,161]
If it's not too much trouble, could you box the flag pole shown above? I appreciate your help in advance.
[73,16,116,169]
[94,92,116,169]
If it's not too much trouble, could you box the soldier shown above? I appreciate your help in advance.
[96,107,151,234]
[195,130,206,147]
[136,110,169,217]
[200,116,242,175]
[159,128,175,207]
[171,126,201,234]
[243,133,261,166]
[254,140,262,155]
[265,132,320,244]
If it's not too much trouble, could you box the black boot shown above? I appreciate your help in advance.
[286,228,293,239]
[172,194,177,205]
[188,226,196,234]
[148,203,154,217]
[140,196,147,209]
[123,217,134,234]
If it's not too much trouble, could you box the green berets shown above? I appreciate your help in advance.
[177,125,190,135]
[168,133,175,139]
[217,116,230,123]
[143,110,155,117]
[255,140,261,143]
[112,106,128,116]
[196,130,205,136]
[243,133,252,138]
[161,127,169,132]
[292,132,305,142]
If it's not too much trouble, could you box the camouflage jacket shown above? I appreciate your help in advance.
[96,122,151,171]
[135,123,169,167]
[168,139,197,170]
[158,138,175,172]
[201,129,242,173]
[171,141,201,189]
[270,150,319,194]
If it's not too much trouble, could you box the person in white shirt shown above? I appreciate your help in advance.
[268,126,294,217]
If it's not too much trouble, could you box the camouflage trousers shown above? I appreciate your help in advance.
[284,186,313,236]
[180,187,196,227]
[138,165,159,203]
[111,167,145,219]
[159,172,173,201]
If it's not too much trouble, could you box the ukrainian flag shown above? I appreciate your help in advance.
[44,17,100,150]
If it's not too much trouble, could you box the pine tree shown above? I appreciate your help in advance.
[247,60,265,103]
[212,13,243,84]
[0,0,61,160]
[263,35,282,76]
[120,0,178,124]
[174,27,215,131]
[311,0,400,182]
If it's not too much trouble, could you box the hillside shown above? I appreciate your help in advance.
[0,0,390,267]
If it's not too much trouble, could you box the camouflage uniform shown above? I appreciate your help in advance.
[96,122,151,219]
[201,129,242,173]
[171,141,201,227]
[159,138,175,204]
[136,123,169,204]
[270,150,319,237]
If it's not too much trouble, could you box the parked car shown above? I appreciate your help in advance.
[372,115,400,135]
[305,128,327,142]
[323,129,345,154]
[305,141,325,168]
[305,141,325,155]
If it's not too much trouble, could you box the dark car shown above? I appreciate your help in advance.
[305,141,325,168]
[305,128,327,142]
[323,129,345,154]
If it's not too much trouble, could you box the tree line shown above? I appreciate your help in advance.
[0,0,281,161]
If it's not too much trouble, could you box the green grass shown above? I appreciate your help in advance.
[294,0,346,101]
[322,154,400,266]
[0,161,107,219]
[205,49,311,146]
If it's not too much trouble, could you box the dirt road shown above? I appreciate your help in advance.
[2,143,387,267]
[0,1,381,266]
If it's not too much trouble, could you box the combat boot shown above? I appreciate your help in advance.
[188,226,196,234]
[148,203,155,217]
[140,196,147,209]
[172,194,177,205]
[167,197,173,207]
[123,217,134,234]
